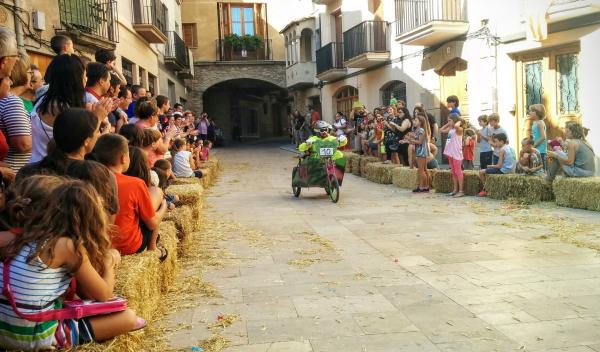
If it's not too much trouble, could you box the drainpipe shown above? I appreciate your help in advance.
[14,0,25,49]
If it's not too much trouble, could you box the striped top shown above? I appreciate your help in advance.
[0,244,71,351]
[0,94,32,171]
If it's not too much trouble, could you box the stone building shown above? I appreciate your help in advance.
[305,0,600,169]
[0,0,192,105]
[181,0,308,141]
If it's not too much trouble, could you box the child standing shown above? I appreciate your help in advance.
[488,113,507,165]
[478,133,516,197]
[441,113,465,197]
[517,138,545,175]
[462,128,476,170]
[528,104,547,170]
[408,113,431,192]
[0,181,144,351]
[171,138,209,179]
[477,115,493,169]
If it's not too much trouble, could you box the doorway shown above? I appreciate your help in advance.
[438,58,468,159]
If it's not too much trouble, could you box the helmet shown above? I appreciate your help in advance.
[314,120,332,133]
[337,135,347,145]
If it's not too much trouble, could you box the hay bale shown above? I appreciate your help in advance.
[115,253,161,320]
[463,170,484,196]
[345,152,359,174]
[486,174,553,203]
[554,176,600,211]
[432,169,453,194]
[158,221,179,291]
[167,183,204,232]
[165,205,195,251]
[364,163,397,184]
[359,156,380,177]
[351,156,361,176]
[392,167,419,189]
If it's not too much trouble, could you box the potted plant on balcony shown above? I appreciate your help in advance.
[223,33,264,60]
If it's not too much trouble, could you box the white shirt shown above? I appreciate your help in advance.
[333,118,347,137]
[172,150,194,177]
[30,102,53,163]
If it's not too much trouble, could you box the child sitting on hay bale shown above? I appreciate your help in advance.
[93,134,169,259]
[517,138,544,176]
[0,180,145,351]
[477,133,516,197]
[171,138,210,179]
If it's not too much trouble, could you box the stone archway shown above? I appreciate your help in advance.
[187,62,286,115]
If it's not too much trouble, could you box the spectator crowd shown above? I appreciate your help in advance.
[291,94,595,198]
[0,29,221,350]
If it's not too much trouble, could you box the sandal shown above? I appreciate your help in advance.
[158,246,168,262]
[132,317,147,332]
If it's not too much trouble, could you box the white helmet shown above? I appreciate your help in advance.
[337,135,347,145]
[314,120,332,132]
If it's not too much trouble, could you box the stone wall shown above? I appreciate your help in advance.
[189,62,286,114]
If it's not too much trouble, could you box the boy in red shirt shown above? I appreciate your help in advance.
[462,128,476,170]
[93,134,168,257]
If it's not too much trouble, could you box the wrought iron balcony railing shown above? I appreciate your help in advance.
[343,21,388,62]
[132,0,167,34]
[216,39,273,61]
[165,31,189,69]
[316,42,344,75]
[58,0,118,44]
[394,0,467,36]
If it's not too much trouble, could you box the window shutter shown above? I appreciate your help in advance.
[183,24,197,47]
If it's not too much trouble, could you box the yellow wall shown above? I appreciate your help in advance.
[181,0,286,61]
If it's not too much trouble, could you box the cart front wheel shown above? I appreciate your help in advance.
[327,175,340,203]
[293,186,301,197]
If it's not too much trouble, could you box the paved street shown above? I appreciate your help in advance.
[165,142,600,352]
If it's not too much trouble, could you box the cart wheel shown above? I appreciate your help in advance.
[293,186,301,197]
[327,175,340,203]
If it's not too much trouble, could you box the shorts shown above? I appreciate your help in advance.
[58,317,95,346]
[194,170,203,178]
[485,167,504,175]
[426,158,439,169]
[368,142,378,150]
[136,222,153,253]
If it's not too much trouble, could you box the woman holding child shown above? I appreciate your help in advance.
[546,121,595,183]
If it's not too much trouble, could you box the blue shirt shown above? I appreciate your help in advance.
[126,101,136,118]
[450,107,461,115]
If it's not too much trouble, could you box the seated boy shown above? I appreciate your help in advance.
[517,138,545,176]
[477,133,516,197]
[93,134,168,258]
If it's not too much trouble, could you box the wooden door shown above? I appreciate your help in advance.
[514,43,581,149]
[439,58,468,160]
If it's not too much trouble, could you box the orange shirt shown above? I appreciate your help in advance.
[112,173,156,255]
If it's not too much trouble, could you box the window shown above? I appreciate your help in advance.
[231,6,254,35]
[168,80,176,103]
[122,58,134,85]
[335,86,359,121]
[525,61,543,110]
[380,80,407,106]
[148,73,157,97]
[556,53,579,114]
[218,3,266,38]
[183,23,198,47]
[138,67,147,88]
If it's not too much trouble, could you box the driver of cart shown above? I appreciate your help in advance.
[298,121,347,172]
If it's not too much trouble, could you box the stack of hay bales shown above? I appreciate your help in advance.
[392,167,419,189]
[114,220,179,320]
[364,163,397,184]
[168,182,204,231]
[486,174,553,203]
[351,155,362,176]
[345,152,359,174]
[554,176,600,211]
[359,156,381,177]
[432,169,482,195]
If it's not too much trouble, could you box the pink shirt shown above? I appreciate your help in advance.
[443,128,463,161]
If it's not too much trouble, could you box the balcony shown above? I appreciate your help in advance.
[132,0,168,44]
[547,0,600,23]
[58,0,118,50]
[165,31,189,71]
[216,39,273,61]
[178,49,194,79]
[394,0,468,46]
[343,21,390,68]
[316,42,346,81]
[286,62,316,89]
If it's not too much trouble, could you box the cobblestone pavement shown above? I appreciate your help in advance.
[165,142,600,352]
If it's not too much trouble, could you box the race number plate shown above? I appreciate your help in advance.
[319,147,334,157]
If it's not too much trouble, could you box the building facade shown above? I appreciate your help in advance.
[285,0,599,169]
[0,0,192,105]
[181,0,306,141]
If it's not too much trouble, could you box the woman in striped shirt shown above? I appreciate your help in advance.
[0,180,144,350]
